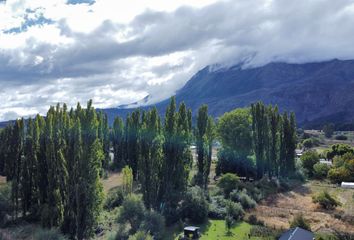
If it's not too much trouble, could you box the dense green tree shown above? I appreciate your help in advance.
[112,116,125,168]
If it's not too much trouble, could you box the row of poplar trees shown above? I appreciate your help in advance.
[251,102,297,179]
[0,101,106,239]
[110,98,215,223]
[0,97,215,232]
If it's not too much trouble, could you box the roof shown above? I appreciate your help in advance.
[279,227,314,240]
[184,226,200,231]
[341,182,354,187]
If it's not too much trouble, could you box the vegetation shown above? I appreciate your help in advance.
[289,213,311,231]
[0,99,301,239]
[300,150,320,177]
[312,191,341,210]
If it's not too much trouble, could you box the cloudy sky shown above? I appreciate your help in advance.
[1,0,354,121]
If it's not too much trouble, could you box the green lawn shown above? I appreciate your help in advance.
[172,220,270,240]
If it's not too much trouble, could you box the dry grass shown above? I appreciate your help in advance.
[250,181,354,233]
[101,171,123,193]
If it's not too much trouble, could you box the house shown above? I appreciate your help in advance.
[279,227,314,240]
[341,182,354,189]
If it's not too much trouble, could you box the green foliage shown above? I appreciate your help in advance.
[217,108,253,157]
[217,173,240,197]
[302,138,320,149]
[323,123,335,138]
[141,211,165,239]
[290,213,311,231]
[229,189,257,209]
[326,144,354,160]
[312,191,341,210]
[0,183,12,226]
[335,135,348,140]
[128,231,153,240]
[300,150,320,176]
[105,187,125,210]
[122,166,133,195]
[117,194,146,232]
[180,186,209,224]
[208,195,227,219]
[195,105,215,189]
[327,151,354,183]
[33,228,68,240]
[225,200,244,221]
[225,215,234,234]
[216,147,255,178]
[313,163,331,179]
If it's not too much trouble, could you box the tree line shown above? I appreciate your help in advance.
[0,98,297,238]
[217,102,297,179]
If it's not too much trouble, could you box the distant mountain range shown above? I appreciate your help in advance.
[103,59,354,129]
[2,59,354,130]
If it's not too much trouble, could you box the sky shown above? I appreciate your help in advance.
[1,0,354,121]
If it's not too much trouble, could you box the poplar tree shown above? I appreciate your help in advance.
[112,116,125,168]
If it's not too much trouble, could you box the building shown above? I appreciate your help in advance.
[279,227,314,240]
[341,182,354,189]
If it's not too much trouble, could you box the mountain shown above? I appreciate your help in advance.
[103,59,354,129]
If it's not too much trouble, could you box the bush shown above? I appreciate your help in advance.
[289,213,311,231]
[225,200,244,221]
[247,214,264,226]
[312,191,341,210]
[217,173,240,197]
[300,150,320,177]
[229,189,256,209]
[335,135,348,141]
[313,163,331,179]
[117,194,146,232]
[208,195,227,219]
[328,167,351,184]
[105,187,125,209]
[128,231,153,240]
[141,211,165,239]
[0,184,12,226]
[250,225,278,238]
[33,228,68,240]
[180,186,208,224]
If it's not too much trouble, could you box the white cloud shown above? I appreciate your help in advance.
[1,0,354,121]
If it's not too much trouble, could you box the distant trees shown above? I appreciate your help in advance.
[300,151,320,177]
[323,123,335,138]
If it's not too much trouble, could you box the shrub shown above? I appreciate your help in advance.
[180,186,208,224]
[105,187,125,209]
[247,214,264,226]
[229,189,256,209]
[208,195,227,219]
[117,194,146,232]
[250,225,277,238]
[300,150,320,177]
[328,167,351,184]
[225,200,244,221]
[33,228,68,240]
[335,135,348,141]
[141,211,165,239]
[0,184,12,226]
[225,215,234,234]
[312,191,341,210]
[217,173,240,197]
[313,163,331,179]
[289,213,311,231]
[128,231,153,240]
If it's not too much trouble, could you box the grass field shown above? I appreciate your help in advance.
[170,220,270,240]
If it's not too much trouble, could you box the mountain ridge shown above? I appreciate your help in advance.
[103,59,354,129]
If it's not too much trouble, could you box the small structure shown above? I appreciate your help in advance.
[341,182,354,189]
[319,159,332,166]
[279,227,314,240]
[182,226,200,239]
